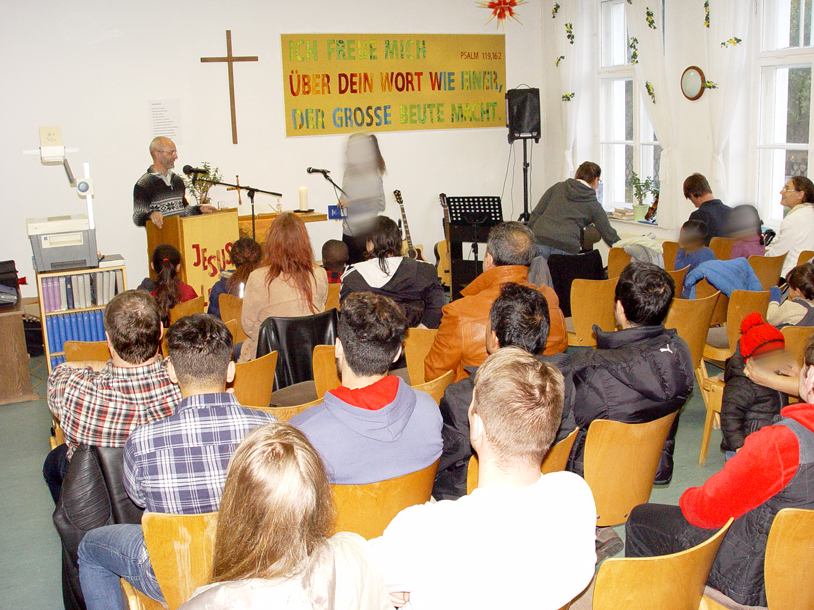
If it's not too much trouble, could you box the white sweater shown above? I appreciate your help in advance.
[766,204,814,277]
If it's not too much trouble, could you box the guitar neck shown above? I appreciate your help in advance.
[397,199,414,249]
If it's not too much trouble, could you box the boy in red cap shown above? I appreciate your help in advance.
[721,312,789,460]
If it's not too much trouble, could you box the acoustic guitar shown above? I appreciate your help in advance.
[435,193,452,287]
[393,190,425,261]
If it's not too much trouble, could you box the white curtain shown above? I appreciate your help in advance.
[705,0,752,201]
[625,0,678,229]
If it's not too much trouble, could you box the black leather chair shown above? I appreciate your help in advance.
[547,249,604,318]
[256,309,340,390]
[53,445,143,610]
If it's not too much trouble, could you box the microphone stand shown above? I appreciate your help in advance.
[193,176,282,241]
[312,170,348,199]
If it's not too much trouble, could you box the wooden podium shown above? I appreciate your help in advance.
[146,209,240,300]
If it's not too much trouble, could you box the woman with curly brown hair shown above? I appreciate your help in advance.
[206,237,262,319]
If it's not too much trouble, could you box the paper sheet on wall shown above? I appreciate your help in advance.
[149,99,182,143]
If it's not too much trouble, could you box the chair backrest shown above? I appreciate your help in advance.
[466,428,580,495]
[142,512,219,610]
[412,369,455,406]
[665,292,720,369]
[797,249,814,268]
[592,518,732,610]
[607,247,632,279]
[331,459,439,539]
[231,351,278,408]
[709,236,737,261]
[223,319,238,343]
[313,344,341,398]
[666,265,690,292]
[63,340,111,362]
[696,278,728,326]
[218,294,247,344]
[169,296,205,325]
[584,412,678,526]
[764,508,814,610]
[662,240,679,271]
[568,277,618,347]
[781,326,814,367]
[255,309,340,390]
[404,327,439,385]
[724,289,771,352]
[324,282,341,312]
[245,397,322,422]
[748,253,787,290]
[547,249,604,318]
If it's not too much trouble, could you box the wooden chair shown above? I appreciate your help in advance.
[796,249,814,267]
[63,340,110,362]
[666,265,690,291]
[567,278,618,347]
[142,512,218,610]
[312,344,341,398]
[169,296,205,325]
[324,282,341,312]
[583,412,678,526]
[404,327,438,385]
[246,397,322,422]
[122,580,164,610]
[698,375,725,466]
[664,292,720,390]
[331,459,439,539]
[412,369,454,406]
[466,428,579,494]
[223,319,238,344]
[593,519,732,610]
[607,247,632,279]
[231,351,278,408]
[748,253,787,290]
[218,294,247,344]
[703,289,770,365]
[696,278,728,327]
[662,240,679,271]
[709,237,737,261]
[764,508,814,609]
[781,325,814,367]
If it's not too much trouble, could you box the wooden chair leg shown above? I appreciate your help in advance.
[699,403,716,466]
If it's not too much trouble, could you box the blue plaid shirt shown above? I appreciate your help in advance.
[124,392,276,514]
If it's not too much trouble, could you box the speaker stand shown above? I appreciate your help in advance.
[520,139,531,223]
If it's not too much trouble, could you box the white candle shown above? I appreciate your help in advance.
[299,186,308,211]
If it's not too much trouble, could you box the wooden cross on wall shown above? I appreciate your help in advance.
[201,30,258,144]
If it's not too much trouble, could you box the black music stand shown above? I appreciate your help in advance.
[445,196,503,300]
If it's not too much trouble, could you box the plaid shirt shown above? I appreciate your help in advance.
[124,392,277,514]
[47,359,181,459]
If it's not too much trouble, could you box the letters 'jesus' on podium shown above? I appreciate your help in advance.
[146,209,240,299]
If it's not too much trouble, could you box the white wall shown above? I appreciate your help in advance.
[1,0,546,298]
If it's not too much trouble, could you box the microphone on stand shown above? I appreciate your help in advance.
[306,167,331,175]
[183,165,208,176]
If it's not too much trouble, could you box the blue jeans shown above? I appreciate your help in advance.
[535,244,571,260]
[78,524,164,610]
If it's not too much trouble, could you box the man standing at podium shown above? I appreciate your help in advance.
[132,137,216,229]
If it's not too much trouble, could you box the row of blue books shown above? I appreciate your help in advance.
[46,310,105,356]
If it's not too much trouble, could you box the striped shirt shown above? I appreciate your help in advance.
[132,167,198,226]
[47,359,181,459]
[124,392,276,514]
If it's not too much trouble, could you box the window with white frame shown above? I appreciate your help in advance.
[757,0,813,223]
[598,0,661,212]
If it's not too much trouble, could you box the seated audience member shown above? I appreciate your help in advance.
[727,204,766,259]
[684,173,732,244]
[321,238,349,284]
[721,314,788,460]
[424,221,567,382]
[77,314,276,610]
[433,282,576,500]
[768,263,814,328]
[239,213,328,362]
[290,293,442,485]
[567,262,693,483]
[43,290,180,503]
[138,244,198,326]
[675,219,715,273]
[341,216,446,328]
[527,161,620,259]
[625,334,814,608]
[766,175,814,279]
[207,237,261,319]
[179,423,391,609]
[369,348,597,610]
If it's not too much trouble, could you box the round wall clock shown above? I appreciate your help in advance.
[681,66,706,101]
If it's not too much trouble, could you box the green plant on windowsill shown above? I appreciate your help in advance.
[183,161,223,206]
[630,171,658,206]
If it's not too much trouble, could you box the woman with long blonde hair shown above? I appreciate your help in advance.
[238,213,328,362]
[180,423,390,609]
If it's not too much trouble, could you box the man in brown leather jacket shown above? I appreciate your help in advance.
[424,222,567,382]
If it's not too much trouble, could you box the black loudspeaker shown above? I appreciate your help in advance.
[506,88,541,143]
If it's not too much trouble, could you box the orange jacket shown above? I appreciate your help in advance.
[424,266,567,382]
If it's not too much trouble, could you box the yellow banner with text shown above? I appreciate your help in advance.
[281,34,506,137]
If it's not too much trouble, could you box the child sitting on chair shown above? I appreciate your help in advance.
[137,244,198,326]
[767,263,814,328]
[321,239,349,284]
[721,313,789,459]
[727,204,766,259]
[207,237,262,319]
[675,219,716,273]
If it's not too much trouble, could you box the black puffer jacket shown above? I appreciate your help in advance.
[720,346,787,452]
[565,325,694,483]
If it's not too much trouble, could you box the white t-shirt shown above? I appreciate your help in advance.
[368,471,597,610]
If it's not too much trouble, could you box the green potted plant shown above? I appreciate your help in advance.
[183,161,223,206]
[630,171,657,221]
